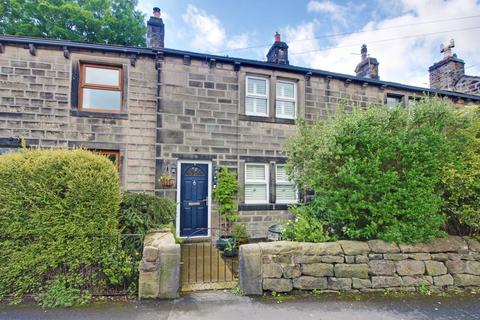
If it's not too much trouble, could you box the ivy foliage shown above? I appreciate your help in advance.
[212,167,239,223]
[285,98,477,243]
[0,0,146,46]
[0,149,121,304]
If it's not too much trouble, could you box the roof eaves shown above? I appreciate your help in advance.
[1,35,479,101]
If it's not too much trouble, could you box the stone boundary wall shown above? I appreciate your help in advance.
[138,229,180,299]
[239,236,480,295]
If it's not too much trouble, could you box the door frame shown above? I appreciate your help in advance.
[176,160,212,239]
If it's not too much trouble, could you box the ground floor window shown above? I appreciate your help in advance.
[275,165,298,204]
[94,150,120,170]
[244,163,298,205]
[0,147,18,155]
[244,163,269,204]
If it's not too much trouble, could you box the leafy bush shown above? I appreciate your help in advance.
[442,115,480,236]
[118,192,176,235]
[213,167,239,224]
[283,205,332,243]
[0,149,121,304]
[231,223,249,242]
[285,98,471,243]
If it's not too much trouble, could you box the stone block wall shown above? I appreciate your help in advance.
[455,76,480,96]
[0,44,158,193]
[138,229,180,299]
[239,236,480,295]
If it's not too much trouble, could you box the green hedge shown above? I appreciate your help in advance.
[285,98,477,243]
[118,192,176,235]
[0,149,121,303]
[443,115,480,236]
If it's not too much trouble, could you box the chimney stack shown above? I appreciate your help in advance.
[429,39,465,91]
[355,44,379,79]
[267,32,289,65]
[147,7,165,48]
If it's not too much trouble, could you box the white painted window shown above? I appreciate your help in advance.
[246,76,269,116]
[276,80,296,119]
[245,163,269,204]
[275,165,297,204]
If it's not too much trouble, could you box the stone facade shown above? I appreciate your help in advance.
[239,236,480,295]
[0,43,157,192]
[1,36,480,240]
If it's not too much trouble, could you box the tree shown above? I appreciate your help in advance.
[0,0,146,47]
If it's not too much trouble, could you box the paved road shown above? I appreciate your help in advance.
[1,291,480,320]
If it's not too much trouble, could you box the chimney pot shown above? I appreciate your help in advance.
[147,7,165,48]
[267,32,289,65]
[355,44,379,79]
[153,7,161,18]
[274,32,281,42]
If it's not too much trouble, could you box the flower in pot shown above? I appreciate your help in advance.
[160,175,175,188]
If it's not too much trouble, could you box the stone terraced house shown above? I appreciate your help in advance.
[1,9,480,239]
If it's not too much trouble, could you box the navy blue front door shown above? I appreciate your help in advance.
[180,163,209,237]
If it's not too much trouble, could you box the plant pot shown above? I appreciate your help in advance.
[160,178,175,188]
[223,245,238,257]
[216,235,235,251]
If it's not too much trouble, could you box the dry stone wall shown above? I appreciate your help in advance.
[239,236,480,295]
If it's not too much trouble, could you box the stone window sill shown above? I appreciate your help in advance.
[239,114,295,125]
[238,203,290,211]
[70,110,128,119]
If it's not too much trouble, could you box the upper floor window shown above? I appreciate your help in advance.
[386,94,403,109]
[80,64,122,112]
[275,165,297,204]
[246,76,269,117]
[244,163,269,204]
[408,97,420,108]
[276,80,296,119]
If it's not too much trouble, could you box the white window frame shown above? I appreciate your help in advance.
[244,163,269,204]
[275,164,298,204]
[245,76,269,117]
[275,80,297,119]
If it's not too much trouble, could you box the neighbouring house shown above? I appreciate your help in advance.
[0,8,479,239]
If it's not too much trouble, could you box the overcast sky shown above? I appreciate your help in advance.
[137,0,480,88]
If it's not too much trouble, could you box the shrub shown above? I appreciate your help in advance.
[231,223,249,242]
[285,98,467,243]
[283,205,332,243]
[0,149,121,304]
[442,114,480,236]
[118,192,176,235]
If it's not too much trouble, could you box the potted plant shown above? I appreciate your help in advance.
[222,223,249,257]
[212,167,242,253]
[159,175,175,188]
[231,223,249,245]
